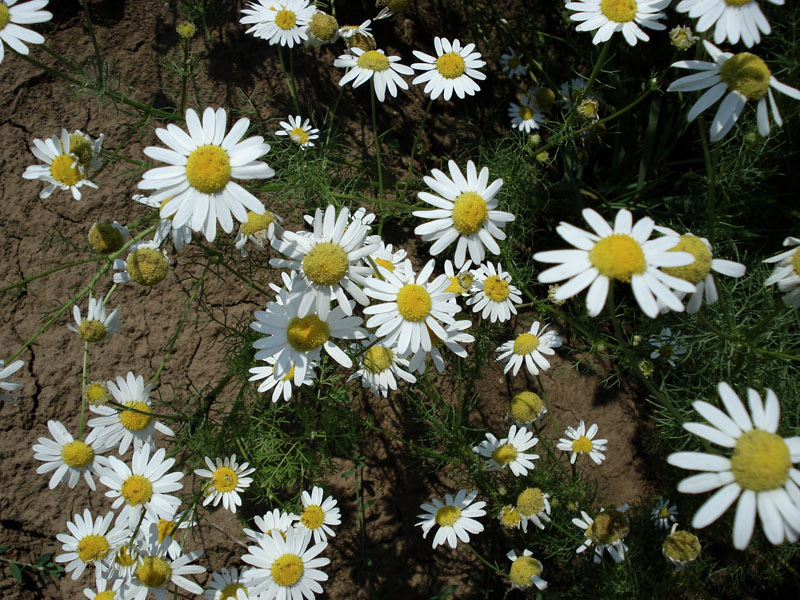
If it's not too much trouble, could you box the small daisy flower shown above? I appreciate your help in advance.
[67,296,122,343]
[669,24,698,50]
[573,506,630,563]
[649,328,688,367]
[296,486,341,543]
[139,509,195,560]
[411,37,486,101]
[531,85,558,113]
[32,420,110,491]
[22,129,99,200]
[276,115,319,150]
[534,208,696,318]
[667,382,800,549]
[557,420,608,465]
[499,505,522,529]
[507,549,548,591]
[240,0,315,47]
[668,41,800,142]
[473,425,540,476]
[88,221,128,255]
[516,487,552,533]
[134,194,194,251]
[88,371,174,455]
[676,0,782,48]
[348,338,417,398]
[495,321,561,377]
[442,259,474,296]
[204,567,253,600]
[243,508,297,544]
[0,0,52,64]
[763,236,800,308]
[55,509,129,580]
[508,391,547,428]
[565,0,669,46]
[416,489,486,549]
[242,528,330,599]
[113,240,171,286]
[407,318,474,374]
[413,159,514,267]
[334,47,414,102]
[662,524,702,571]
[106,544,141,580]
[82,571,126,600]
[508,95,544,133]
[651,496,679,529]
[195,455,256,513]
[249,355,316,403]
[0,358,24,401]
[499,47,526,77]
[235,209,284,257]
[303,11,339,47]
[138,107,275,242]
[467,262,522,323]
[338,19,372,39]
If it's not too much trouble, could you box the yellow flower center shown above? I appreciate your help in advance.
[577,98,599,119]
[241,211,274,236]
[95,591,116,600]
[286,315,330,352]
[663,530,701,563]
[281,364,296,382]
[434,505,461,527]
[730,429,791,492]
[76,534,110,564]
[374,258,395,273]
[492,443,518,466]
[290,127,309,145]
[0,5,9,30]
[176,21,196,39]
[303,242,349,287]
[126,248,168,286]
[300,505,325,530]
[364,345,394,374]
[483,275,510,302]
[519,106,534,121]
[510,392,543,423]
[724,0,752,6]
[347,32,376,52]
[792,250,800,278]
[719,52,771,101]
[212,466,239,493]
[69,134,94,169]
[114,546,138,568]
[119,401,153,432]
[185,145,231,194]
[309,12,338,41]
[78,319,108,343]
[509,556,542,587]
[513,333,539,355]
[121,474,154,506]
[658,507,670,519]
[516,488,544,517]
[86,382,110,406]
[156,519,177,544]
[600,0,638,23]
[501,506,521,528]
[436,52,466,79]
[50,154,83,187]
[662,234,712,284]
[275,9,297,30]
[271,554,304,587]
[357,50,390,72]
[220,583,248,599]
[589,234,647,282]
[61,440,95,468]
[587,510,629,545]
[508,57,520,68]
[396,283,432,322]
[451,191,488,235]
[572,435,594,454]
[535,88,556,111]
[89,222,124,254]
[135,556,173,588]
[445,276,465,294]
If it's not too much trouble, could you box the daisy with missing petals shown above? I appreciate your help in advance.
[22,129,99,200]
[676,0,782,48]
[55,509,128,580]
[407,318,474,374]
[500,47,526,77]
[0,358,24,401]
[249,355,316,403]
[651,496,679,529]
[276,115,319,150]
[516,487,552,533]
[338,19,372,40]
[473,425,540,476]
[195,455,256,513]
[565,0,669,46]
[508,95,544,133]
[534,208,696,318]
[303,11,339,47]
[334,47,413,102]
[507,549,548,591]
[205,567,253,600]
[242,528,330,600]
[296,486,341,543]
[0,0,52,64]
[763,237,800,308]
[495,321,561,377]
[557,420,608,465]
[88,371,174,454]
[442,259,475,296]
[573,506,630,563]
[67,296,121,343]
[467,262,522,323]
[240,0,315,47]
[667,382,800,549]
[668,41,800,142]
[348,338,417,398]
[243,509,297,544]
[235,208,284,257]
[138,107,275,242]
[413,160,514,267]
[416,489,486,549]
[113,241,171,287]
[32,420,110,491]
[509,392,547,429]
[411,37,486,101]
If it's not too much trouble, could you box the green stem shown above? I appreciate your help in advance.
[402,97,434,199]
[0,257,104,295]
[106,399,185,422]
[179,37,191,115]
[697,116,719,246]
[582,40,611,100]
[78,341,89,439]
[277,46,300,114]
[194,241,275,298]
[80,0,104,86]
[370,79,384,202]
[91,114,150,180]
[464,543,506,577]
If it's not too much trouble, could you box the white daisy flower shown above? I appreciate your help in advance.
[22,129,99,200]
[472,425,540,476]
[55,509,129,580]
[573,505,630,563]
[235,208,284,256]
[138,107,275,242]
[407,318,474,374]
[667,382,800,550]
[442,258,475,296]
[0,358,24,401]
[138,509,195,560]
[516,487,552,533]
[498,505,523,529]
[507,549,548,591]
[334,47,414,102]
[413,159,514,267]
[67,296,122,343]
[240,0,315,47]
[32,420,110,491]
[82,571,127,600]
[106,544,142,581]
[348,338,416,398]
[338,19,372,39]
[499,47,526,77]
[416,489,486,549]
[649,327,688,366]
[763,236,800,308]
[467,262,522,323]
[112,240,171,286]
[242,528,330,599]
[676,0,782,48]
[88,371,174,455]
[0,0,52,64]
[557,420,608,465]
[249,355,316,402]
[495,321,561,377]
[296,486,341,543]
[270,205,378,319]
[100,446,184,529]
[365,239,409,279]
[204,567,253,600]
[276,115,319,150]
[363,258,461,355]
[565,0,669,46]
[411,37,486,101]
[534,208,696,318]
[243,508,297,544]
[668,41,800,142]
[651,496,679,529]
[508,95,544,133]
[194,455,256,513]
[134,194,194,251]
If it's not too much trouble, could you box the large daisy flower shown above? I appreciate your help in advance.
[240,0,315,47]
[495,321,561,377]
[413,160,514,268]
[472,425,540,476]
[348,338,416,398]
[275,114,319,150]
[55,509,129,580]
[557,420,608,465]
[32,420,110,491]
[667,382,800,549]
[676,0,782,48]
[534,208,696,318]
[195,455,255,514]
[249,354,316,403]
[565,0,669,46]
[763,236,800,308]
[138,107,274,242]
[467,262,522,323]
[333,47,414,102]
[668,41,800,142]
[0,0,52,64]
[411,37,486,101]
[295,486,341,543]
[0,358,24,401]
[407,318,474,374]
[67,295,122,343]
[22,129,99,200]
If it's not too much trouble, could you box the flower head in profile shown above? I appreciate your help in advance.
[240,0,315,47]
[0,0,53,64]
[557,420,608,465]
[764,236,800,308]
[67,296,122,343]
[416,489,486,549]
[22,129,99,200]
[304,11,339,47]
[676,0,782,48]
[662,524,701,571]
[495,321,561,377]
[411,37,486,101]
[334,47,413,102]
[507,549,548,591]
[565,0,669,46]
[472,425,540,476]
[508,391,547,428]
[195,455,256,513]
[276,115,319,150]
[573,505,630,563]
[32,420,110,491]
[0,359,24,401]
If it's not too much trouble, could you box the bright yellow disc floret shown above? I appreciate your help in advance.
[271,554,304,587]
[61,440,95,468]
[364,345,394,374]
[516,487,544,517]
[303,242,349,287]
[50,154,83,187]
[120,401,153,432]
[185,145,231,194]
[300,505,325,530]
[719,52,771,101]
[121,474,154,506]
[76,534,110,564]
[492,443,518,466]
[572,435,594,454]
[509,555,542,587]
[730,429,791,492]
[126,248,169,286]
[589,234,647,282]
[436,52,466,78]
[451,192,488,236]
[434,505,461,526]
[241,211,274,236]
[286,315,330,352]
[483,275,510,302]
[396,284,432,322]
[600,0,638,22]
[519,106,534,121]
[290,127,309,145]
[357,50,390,71]
[275,9,297,31]
[513,333,539,355]
[135,556,173,588]
[212,466,239,493]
